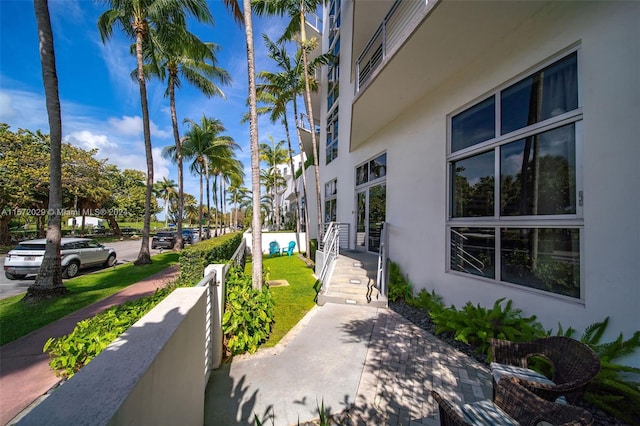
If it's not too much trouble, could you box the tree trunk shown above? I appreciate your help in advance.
[244,0,262,290]
[205,158,211,239]
[25,0,67,302]
[282,112,302,256]
[134,27,152,265]
[0,214,12,245]
[293,103,311,260]
[198,166,204,239]
[299,8,323,240]
[106,214,121,237]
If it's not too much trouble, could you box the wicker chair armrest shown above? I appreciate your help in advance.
[430,390,471,426]
[490,338,542,367]
[496,378,593,425]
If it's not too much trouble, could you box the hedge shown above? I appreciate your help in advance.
[178,232,243,285]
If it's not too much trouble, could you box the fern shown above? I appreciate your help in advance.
[554,317,640,424]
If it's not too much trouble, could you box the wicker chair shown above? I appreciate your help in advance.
[431,377,594,426]
[490,336,600,404]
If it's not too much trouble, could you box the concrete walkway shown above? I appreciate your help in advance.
[205,303,492,425]
[0,265,180,426]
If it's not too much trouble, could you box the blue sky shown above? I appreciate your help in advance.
[0,0,292,215]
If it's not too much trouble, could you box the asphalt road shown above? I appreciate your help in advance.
[0,239,167,300]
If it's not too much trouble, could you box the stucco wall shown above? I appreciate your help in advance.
[19,288,207,425]
[332,2,640,365]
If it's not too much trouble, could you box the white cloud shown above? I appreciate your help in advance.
[107,115,171,139]
[66,130,117,151]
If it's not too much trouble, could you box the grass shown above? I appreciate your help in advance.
[245,254,318,348]
[0,252,179,346]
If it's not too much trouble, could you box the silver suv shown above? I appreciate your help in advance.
[3,238,117,280]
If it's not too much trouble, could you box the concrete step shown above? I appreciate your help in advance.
[317,291,387,308]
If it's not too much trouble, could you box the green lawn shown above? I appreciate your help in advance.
[246,254,318,348]
[0,252,179,346]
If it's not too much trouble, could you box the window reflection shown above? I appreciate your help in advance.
[451,96,495,152]
[501,124,576,216]
[501,228,580,298]
[501,53,577,135]
[451,151,494,217]
[451,228,495,278]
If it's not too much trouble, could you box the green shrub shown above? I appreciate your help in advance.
[222,267,275,355]
[387,261,413,302]
[407,289,445,313]
[43,286,174,379]
[554,317,640,424]
[429,298,546,357]
[179,232,243,285]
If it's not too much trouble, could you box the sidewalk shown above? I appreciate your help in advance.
[205,303,493,425]
[0,265,180,426]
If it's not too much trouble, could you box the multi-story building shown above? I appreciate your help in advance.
[307,0,640,366]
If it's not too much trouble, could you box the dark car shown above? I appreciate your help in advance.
[151,231,176,249]
[181,229,199,244]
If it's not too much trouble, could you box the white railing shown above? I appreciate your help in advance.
[318,222,340,292]
[305,11,322,34]
[297,113,321,134]
[376,223,388,297]
[451,229,486,275]
[355,0,431,94]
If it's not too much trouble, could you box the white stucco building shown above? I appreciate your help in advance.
[307,0,640,366]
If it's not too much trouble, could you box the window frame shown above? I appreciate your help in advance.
[445,47,585,302]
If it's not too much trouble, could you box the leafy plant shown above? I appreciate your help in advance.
[43,286,174,378]
[387,261,413,302]
[178,232,243,284]
[222,267,275,355]
[429,298,546,357]
[407,289,445,314]
[555,317,640,424]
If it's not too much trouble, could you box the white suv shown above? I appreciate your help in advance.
[3,238,117,280]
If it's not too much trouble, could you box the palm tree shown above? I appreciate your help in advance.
[25,0,68,301]
[219,0,262,289]
[172,116,236,240]
[98,0,212,265]
[208,145,242,236]
[153,177,177,228]
[144,21,229,249]
[256,34,330,256]
[260,136,288,230]
[253,0,324,240]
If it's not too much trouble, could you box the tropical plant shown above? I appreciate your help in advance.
[222,266,274,355]
[153,177,177,228]
[259,136,288,230]
[387,261,413,302]
[253,0,327,240]
[144,18,228,249]
[556,317,640,424]
[25,0,67,302]
[429,298,546,357]
[98,0,212,265]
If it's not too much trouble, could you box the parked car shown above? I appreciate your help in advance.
[3,238,117,280]
[151,231,176,249]
[181,229,199,244]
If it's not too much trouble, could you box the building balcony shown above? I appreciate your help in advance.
[350,0,549,150]
[297,112,320,159]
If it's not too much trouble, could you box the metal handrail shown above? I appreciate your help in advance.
[376,223,388,297]
[318,222,340,292]
[297,113,320,134]
[451,229,485,275]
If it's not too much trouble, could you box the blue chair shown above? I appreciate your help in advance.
[269,241,280,257]
[282,241,296,256]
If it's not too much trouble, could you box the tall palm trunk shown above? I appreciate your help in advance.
[26,0,67,301]
[244,0,262,290]
[293,102,311,259]
[213,173,219,236]
[282,111,302,256]
[299,6,322,240]
[134,22,153,265]
[205,157,211,239]
[198,165,204,239]
[168,76,184,249]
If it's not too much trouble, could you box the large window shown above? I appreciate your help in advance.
[324,179,337,222]
[447,51,583,299]
[326,107,339,164]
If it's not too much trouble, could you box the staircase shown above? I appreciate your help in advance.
[317,250,387,308]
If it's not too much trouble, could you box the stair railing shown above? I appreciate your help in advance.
[376,222,388,297]
[450,229,485,275]
[318,222,340,292]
